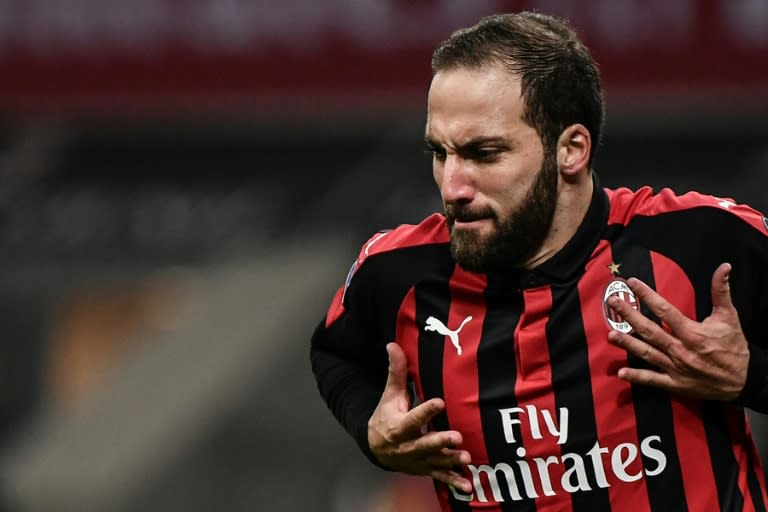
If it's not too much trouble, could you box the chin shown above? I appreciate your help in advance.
[449,232,493,272]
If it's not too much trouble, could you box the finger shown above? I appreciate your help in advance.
[616,366,676,390]
[405,429,462,454]
[430,469,472,494]
[381,342,409,399]
[393,398,446,440]
[607,330,673,369]
[710,263,735,317]
[607,295,676,352]
[425,448,472,469]
[626,278,692,333]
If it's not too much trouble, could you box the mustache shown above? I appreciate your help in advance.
[445,204,496,223]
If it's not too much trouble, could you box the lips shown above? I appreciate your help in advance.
[449,214,495,232]
[446,205,495,223]
[454,214,490,223]
[447,207,496,229]
[453,216,491,224]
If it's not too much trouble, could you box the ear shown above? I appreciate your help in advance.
[556,124,591,179]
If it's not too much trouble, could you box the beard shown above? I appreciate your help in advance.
[446,153,558,273]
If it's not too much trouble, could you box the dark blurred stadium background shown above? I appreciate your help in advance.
[0,1,766,511]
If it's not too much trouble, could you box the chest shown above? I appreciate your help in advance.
[393,251,698,452]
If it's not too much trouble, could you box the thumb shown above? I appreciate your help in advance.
[711,262,735,316]
[382,342,408,398]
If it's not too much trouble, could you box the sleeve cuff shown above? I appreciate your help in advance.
[354,416,393,470]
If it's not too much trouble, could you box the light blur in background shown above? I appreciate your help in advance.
[0,1,767,511]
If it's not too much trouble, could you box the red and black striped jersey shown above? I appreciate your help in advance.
[311,180,768,512]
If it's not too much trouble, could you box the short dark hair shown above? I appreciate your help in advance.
[431,12,605,168]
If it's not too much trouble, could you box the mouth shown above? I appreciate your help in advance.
[452,217,492,229]
[447,205,496,230]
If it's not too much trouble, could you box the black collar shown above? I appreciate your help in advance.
[531,173,608,285]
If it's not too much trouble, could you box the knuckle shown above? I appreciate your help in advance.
[636,324,654,340]
[639,373,654,385]
[685,325,706,344]
[678,351,702,372]
[382,425,401,444]
[654,302,671,318]
[666,344,685,362]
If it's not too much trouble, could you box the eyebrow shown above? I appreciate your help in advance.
[424,135,513,152]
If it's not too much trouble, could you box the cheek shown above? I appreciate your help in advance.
[433,165,444,188]
[485,172,530,213]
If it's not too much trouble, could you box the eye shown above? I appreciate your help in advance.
[425,144,446,162]
[471,148,502,162]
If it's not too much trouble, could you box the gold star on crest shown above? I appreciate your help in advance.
[607,262,621,275]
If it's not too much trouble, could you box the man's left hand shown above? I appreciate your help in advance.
[606,262,749,401]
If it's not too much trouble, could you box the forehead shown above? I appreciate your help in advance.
[426,65,528,142]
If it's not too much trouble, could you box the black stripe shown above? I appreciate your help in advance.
[681,229,746,512]
[415,271,471,512]
[610,241,689,511]
[612,208,764,512]
[747,458,767,512]
[547,283,612,511]
[617,207,764,509]
[700,403,743,511]
[475,275,533,511]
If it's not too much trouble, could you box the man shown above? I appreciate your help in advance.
[311,11,768,511]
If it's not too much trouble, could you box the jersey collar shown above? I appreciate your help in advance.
[528,172,608,286]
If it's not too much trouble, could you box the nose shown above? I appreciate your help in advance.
[439,156,476,205]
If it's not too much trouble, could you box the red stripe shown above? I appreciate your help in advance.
[649,251,721,511]
[325,286,346,326]
[397,288,456,510]
[513,286,571,511]
[396,288,422,402]
[605,186,768,234]
[579,240,652,510]
[605,187,700,226]
[727,409,755,512]
[361,213,450,260]
[440,266,499,510]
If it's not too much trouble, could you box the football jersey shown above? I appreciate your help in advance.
[311,179,768,511]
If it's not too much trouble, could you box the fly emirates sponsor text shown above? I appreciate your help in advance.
[449,404,667,503]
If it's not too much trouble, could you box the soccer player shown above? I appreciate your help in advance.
[310,11,768,511]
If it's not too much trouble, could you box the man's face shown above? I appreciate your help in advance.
[426,65,558,272]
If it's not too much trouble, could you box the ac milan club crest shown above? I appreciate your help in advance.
[602,278,639,333]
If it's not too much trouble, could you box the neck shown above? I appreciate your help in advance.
[524,172,594,269]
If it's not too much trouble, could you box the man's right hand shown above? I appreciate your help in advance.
[367,342,473,493]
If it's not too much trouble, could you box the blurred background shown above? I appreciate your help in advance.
[0,0,766,511]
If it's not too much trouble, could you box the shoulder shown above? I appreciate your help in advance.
[325,213,451,327]
[353,213,450,268]
[605,186,767,234]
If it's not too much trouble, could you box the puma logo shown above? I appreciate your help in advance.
[424,315,473,355]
